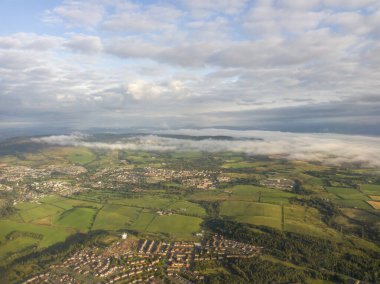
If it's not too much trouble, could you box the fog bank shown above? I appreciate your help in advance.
[31,130,380,168]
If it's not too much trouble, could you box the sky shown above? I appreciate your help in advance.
[0,0,380,136]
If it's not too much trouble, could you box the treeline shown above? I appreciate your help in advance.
[204,219,380,283]
[290,197,340,224]
[195,201,220,217]
[292,179,311,195]
[5,231,44,241]
[204,257,309,284]
[0,201,16,218]
[290,197,380,244]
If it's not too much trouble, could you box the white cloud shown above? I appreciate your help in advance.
[0,33,63,51]
[64,35,103,53]
[323,0,379,9]
[181,0,248,17]
[31,130,380,168]
[103,4,182,33]
[1,0,380,135]
[105,37,163,58]
[127,80,166,100]
[278,0,321,11]
[126,79,191,100]
[44,0,105,28]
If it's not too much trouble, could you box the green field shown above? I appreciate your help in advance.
[222,161,257,169]
[341,208,380,224]
[18,203,63,223]
[0,236,39,260]
[219,200,340,239]
[0,219,70,257]
[145,214,203,235]
[326,187,369,200]
[167,200,206,216]
[334,199,373,210]
[54,207,96,232]
[110,196,173,209]
[93,205,141,230]
[189,185,298,205]
[360,184,380,195]
[129,211,156,231]
[0,197,100,263]
[220,201,282,229]
[65,147,95,165]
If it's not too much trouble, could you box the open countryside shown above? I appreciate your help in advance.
[0,137,379,283]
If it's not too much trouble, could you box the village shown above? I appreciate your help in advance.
[0,164,88,203]
[89,166,228,190]
[29,180,85,197]
[0,163,226,204]
[23,234,262,284]
[0,162,295,209]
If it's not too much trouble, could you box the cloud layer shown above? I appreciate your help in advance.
[31,130,380,168]
[0,1,380,134]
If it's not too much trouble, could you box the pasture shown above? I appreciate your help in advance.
[325,187,369,200]
[220,201,282,229]
[190,185,298,205]
[129,211,156,231]
[54,207,96,232]
[93,205,141,230]
[219,199,340,239]
[110,196,172,209]
[65,147,96,165]
[360,184,380,195]
[334,199,373,210]
[167,200,206,216]
[145,214,203,235]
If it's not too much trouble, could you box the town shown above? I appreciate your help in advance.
[23,234,262,284]
[0,163,234,204]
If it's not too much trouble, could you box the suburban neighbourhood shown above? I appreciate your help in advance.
[23,234,262,284]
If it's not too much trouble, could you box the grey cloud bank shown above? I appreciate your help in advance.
[0,0,379,135]
[31,130,380,168]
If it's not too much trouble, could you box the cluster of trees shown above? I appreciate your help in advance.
[0,201,16,218]
[290,197,340,224]
[195,201,220,217]
[205,257,308,283]
[292,179,311,195]
[5,231,43,241]
[290,197,380,244]
[204,218,380,283]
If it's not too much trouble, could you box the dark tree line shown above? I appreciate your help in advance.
[204,218,380,283]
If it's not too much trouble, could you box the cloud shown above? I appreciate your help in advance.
[323,0,379,9]
[278,0,321,11]
[181,0,248,17]
[104,37,163,58]
[44,0,105,28]
[64,35,103,53]
[0,33,63,51]
[1,0,380,136]
[103,4,182,33]
[31,130,380,168]
[126,79,191,100]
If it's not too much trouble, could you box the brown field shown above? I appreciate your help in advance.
[367,201,380,210]
[369,195,380,201]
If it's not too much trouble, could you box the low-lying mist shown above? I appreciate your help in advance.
[31,129,380,168]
